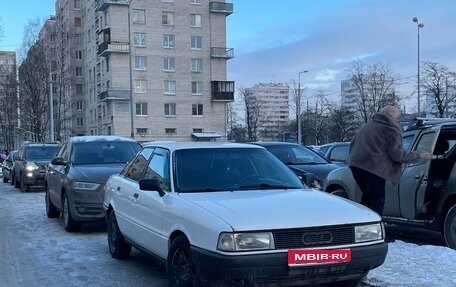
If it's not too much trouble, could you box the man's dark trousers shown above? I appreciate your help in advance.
[350,166,386,215]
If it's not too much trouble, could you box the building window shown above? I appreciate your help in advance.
[51,73,57,82]
[136,103,148,115]
[193,128,203,133]
[75,34,82,44]
[191,36,202,49]
[75,50,82,60]
[76,84,83,94]
[74,0,81,9]
[163,58,175,72]
[76,67,83,77]
[74,17,81,27]
[135,79,148,93]
[77,101,83,111]
[137,128,148,134]
[191,59,203,72]
[106,57,110,72]
[77,117,84,127]
[135,56,147,70]
[190,0,201,4]
[191,81,203,95]
[192,104,203,116]
[163,34,175,48]
[165,128,176,134]
[190,14,202,27]
[164,103,176,116]
[164,80,176,95]
[51,61,57,70]
[132,9,146,24]
[134,32,146,46]
[162,12,174,25]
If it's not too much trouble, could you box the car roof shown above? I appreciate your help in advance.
[142,141,265,152]
[404,118,456,131]
[68,135,137,143]
[249,141,304,147]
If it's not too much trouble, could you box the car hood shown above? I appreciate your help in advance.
[288,164,340,180]
[179,189,380,231]
[69,164,125,184]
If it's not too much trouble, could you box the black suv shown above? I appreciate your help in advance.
[325,118,456,249]
[14,142,60,192]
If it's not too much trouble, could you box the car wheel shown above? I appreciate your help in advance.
[20,175,29,192]
[107,211,132,259]
[62,193,80,232]
[14,174,20,188]
[167,236,200,287]
[444,205,456,249]
[45,186,60,218]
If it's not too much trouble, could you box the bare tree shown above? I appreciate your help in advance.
[238,86,265,141]
[0,18,4,41]
[287,79,307,143]
[18,40,50,142]
[0,58,18,150]
[301,91,332,145]
[421,62,456,118]
[346,60,400,123]
[17,18,42,64]
[327,105,358,142]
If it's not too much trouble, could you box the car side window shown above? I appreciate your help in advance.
[122,147,154,181]
[329,146,348,162]
[402,135,415,150]
[143,148,170,192]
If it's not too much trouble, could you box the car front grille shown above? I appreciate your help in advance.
[273,225,355,249]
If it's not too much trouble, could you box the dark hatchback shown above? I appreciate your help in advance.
[251,141,341,190]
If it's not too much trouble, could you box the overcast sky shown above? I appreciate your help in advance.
[1,0,456,112]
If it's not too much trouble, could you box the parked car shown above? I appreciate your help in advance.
[322,142,350,166]
[14,142,60,192]
[250,141,341,190]
[45,136,141,232]
[2,150,18,183]
[324,118,456,249]
[104,141,387,287]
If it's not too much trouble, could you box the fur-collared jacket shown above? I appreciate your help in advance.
[347,113,421,184]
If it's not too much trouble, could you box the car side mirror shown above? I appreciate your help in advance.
[139,178,165,197]
[51,157,67,165]
[300,173,315,186]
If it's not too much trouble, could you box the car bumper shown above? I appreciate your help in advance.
[191,242,387,286]
[22,172,46,186]
[69,187,106,221]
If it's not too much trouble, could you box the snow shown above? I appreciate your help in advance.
[363,240,456,286]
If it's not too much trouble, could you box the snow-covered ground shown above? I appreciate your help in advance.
[364,240,456,286]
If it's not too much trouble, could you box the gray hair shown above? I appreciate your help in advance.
[380,105,400,118]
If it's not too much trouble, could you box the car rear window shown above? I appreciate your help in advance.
[72,141,141,165]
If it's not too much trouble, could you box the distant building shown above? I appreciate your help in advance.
[245,83,290,141]
[34,0,234,142]
[0,51,18,149]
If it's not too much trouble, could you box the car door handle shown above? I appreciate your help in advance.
[133,193,139,199]
[116,186,121,191]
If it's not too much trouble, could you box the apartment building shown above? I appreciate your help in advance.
[245,83,290,141]
[41,0,234,142]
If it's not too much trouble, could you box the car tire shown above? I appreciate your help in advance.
[167,236,201,287]
[444,205,456,249]
[45,187,60,218]
[20,175,29,193]
[62,193,80,232]
[14,174,20,188]
[330,188,349,199]
[107,211,132,259]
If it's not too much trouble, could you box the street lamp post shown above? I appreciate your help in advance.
[128,0,134,139]
[412,17,424,116]
[297,70,308,144]
[49,73,55,142]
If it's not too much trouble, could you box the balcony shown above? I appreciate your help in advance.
[98,89,130,102]
[96,0,128,12]
[98,41,130,57]
[211,81,234,102]
[210,47,234,59]
[209,2,233,16]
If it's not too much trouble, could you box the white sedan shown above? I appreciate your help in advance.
[103,142,387,287]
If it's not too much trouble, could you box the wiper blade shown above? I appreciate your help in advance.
[239,183,299,190]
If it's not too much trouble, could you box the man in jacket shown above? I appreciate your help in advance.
[348,105,432,215]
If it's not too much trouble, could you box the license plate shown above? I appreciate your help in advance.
[288,249,352,266]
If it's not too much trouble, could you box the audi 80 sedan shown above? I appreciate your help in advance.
[104,142,387,287]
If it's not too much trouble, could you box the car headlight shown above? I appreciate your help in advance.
[355,223,384,242]
[25,162,39,171]
[73,182,100,191]
[217,232,275,252]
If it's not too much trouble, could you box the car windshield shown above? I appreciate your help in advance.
[25,146,59,160]
[174,148,303,193]
[72,141,141,165]
[266,145,329,165]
